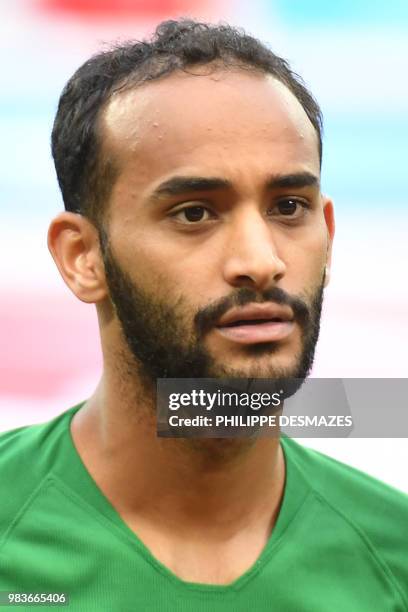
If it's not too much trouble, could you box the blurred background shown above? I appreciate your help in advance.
[1,0,407,489]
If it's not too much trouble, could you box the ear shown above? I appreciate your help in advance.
[322,196,335,287]
[47,212,108,303]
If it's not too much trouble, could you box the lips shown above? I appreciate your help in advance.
[215,303,295,345]
[217,303,294,327]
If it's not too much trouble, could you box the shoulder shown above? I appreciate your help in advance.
[281,436,408,518]
[282,436,408,599]
[0,406,80,540]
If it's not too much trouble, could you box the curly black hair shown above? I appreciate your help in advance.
[51,19,323,224]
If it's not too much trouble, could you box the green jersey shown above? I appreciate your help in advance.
[0,404,407,611]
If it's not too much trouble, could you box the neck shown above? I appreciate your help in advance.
[71,370,285,538]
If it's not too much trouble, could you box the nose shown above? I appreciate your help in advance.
[222,209,286,291]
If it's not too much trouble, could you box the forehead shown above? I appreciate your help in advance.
[102,69,320,193]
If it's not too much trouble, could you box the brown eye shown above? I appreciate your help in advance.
[277,199,299,215]
[183,206,207,222]
[171,205,213,224]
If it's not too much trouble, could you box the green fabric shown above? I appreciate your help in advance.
[0,404,407,611]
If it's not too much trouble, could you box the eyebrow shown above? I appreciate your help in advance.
[151,176,231,199]
[266,172,319,190]
[149,171,319,200]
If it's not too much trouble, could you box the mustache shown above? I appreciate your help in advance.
[194,286,310,336]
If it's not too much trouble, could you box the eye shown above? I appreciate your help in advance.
[277,199,299,215]
[171,205,213,224]
[268,198,310,219]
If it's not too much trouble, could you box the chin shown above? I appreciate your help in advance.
[209,354,305,380]
[207,341,301,377]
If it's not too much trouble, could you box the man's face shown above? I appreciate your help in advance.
[99,69,334,383]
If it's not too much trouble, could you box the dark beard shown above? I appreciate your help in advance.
[99,233,325,387]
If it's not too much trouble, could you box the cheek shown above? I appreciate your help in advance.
[282,226,328,284]
[112,231,208,305]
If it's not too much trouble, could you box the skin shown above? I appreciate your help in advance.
[48,68,335,585]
